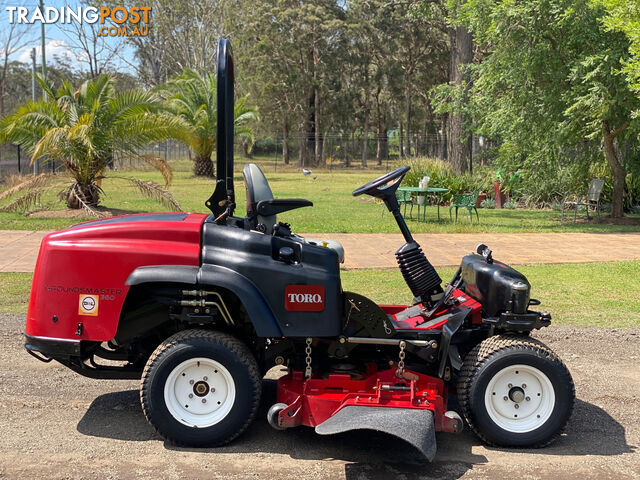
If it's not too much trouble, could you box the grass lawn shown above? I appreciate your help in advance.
[0,273,34,314]
[344,260,640,328]
[1,157,639,233]
[3,260,638,328]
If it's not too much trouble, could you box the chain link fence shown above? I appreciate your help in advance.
[0,144,65,179]
[1,133,486,178]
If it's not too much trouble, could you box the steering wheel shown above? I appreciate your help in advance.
[352,166,410,199]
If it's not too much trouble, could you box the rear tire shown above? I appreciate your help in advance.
[457,334,574,447]
[140,329,261,447]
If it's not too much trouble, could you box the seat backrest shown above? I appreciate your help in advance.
[453,189,480,206]
[587,179,605,202]
[243,163,276,233]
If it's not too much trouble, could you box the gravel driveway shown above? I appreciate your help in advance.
[0,313,638,479]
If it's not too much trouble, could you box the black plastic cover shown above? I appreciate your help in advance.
[460,253,530,316]
[201,220,342,337]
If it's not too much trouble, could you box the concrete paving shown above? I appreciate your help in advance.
[330,232,640,269]
[1,229,640,272]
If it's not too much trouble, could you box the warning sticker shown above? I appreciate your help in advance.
[78,294,99,316]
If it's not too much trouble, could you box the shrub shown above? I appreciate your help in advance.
[503,200,517,209]
[403,158,491,202]
[481,198,496,209]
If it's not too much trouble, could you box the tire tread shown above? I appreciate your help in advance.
[457,334,574,448]
[140,329,261,447]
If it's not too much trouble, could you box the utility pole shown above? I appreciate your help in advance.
[30,48,38,174]
[39,0,47,100]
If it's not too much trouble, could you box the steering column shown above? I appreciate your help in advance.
[353,167,444,306]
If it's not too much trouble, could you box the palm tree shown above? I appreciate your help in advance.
[158,68,258,177]
[0,75,186,214]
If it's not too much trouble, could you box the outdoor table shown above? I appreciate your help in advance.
[398,186,449,222]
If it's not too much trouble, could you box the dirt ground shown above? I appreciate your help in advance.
[0,313,638,480]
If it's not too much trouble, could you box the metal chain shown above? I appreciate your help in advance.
[383,319,392,335]
[305,337,313,379]
[396,341,406,378]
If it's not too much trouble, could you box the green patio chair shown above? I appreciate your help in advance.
[449,189,481,224]
[382,190,415,218]
[397,190,415,218]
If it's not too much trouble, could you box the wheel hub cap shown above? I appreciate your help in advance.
[485,364,555,433]
[509,386,525,403]
[193,381,209,397]
[163,357,236,428]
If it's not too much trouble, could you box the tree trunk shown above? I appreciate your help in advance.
[602,120,629,218]
[440,115,448,160]
[399,121,404,157]
[303,90,315,167]
[282,122,290,165]
[314,88,321,166]
[381,130,389,160]
[447,24,473,172]
[193,154,214,177]
[362,106,369,168]
[321,130,328,166]
[344,137,350,167]
[66,182,100,209]
[298,135,305,167]
[405,88,412,156]
[242,139,252,158]
[375,88,383,166]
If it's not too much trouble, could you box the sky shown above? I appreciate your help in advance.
[3,0,135,71]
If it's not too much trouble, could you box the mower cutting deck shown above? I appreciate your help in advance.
[24,39,574,461]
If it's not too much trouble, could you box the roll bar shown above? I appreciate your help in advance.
[206,38,236,220]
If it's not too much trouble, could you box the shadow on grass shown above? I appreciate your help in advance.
[77,379,634,479]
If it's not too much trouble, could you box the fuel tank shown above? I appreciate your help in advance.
[460,253,531,316]
[25,213,206,342]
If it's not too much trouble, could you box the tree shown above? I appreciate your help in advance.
[456,0,640,217]
[0,0,31,116]
[0,75,183,213]
[58,0,124,78]
[112,0,230,87]
[158,68,258,177]
[446,10,473,172]
[237,0,347,167]
[596,0,640,94]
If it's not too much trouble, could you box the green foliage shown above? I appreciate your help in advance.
[403,158,491,201]
[0,74,183,211]
[596,0,640,96]
[157,68,258,165]
[455,0,640,216]
[480,198,495,209]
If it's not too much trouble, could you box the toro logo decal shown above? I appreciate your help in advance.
[78,294,99,316]
[285,285,325,312]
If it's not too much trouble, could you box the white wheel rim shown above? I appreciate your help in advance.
[164,357,236,428]
[484,364,555,433]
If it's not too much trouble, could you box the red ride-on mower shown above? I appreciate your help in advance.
[24,40,574,460]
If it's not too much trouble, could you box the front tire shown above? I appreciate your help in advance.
[457,335,574,447]
[140,329,261,447]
